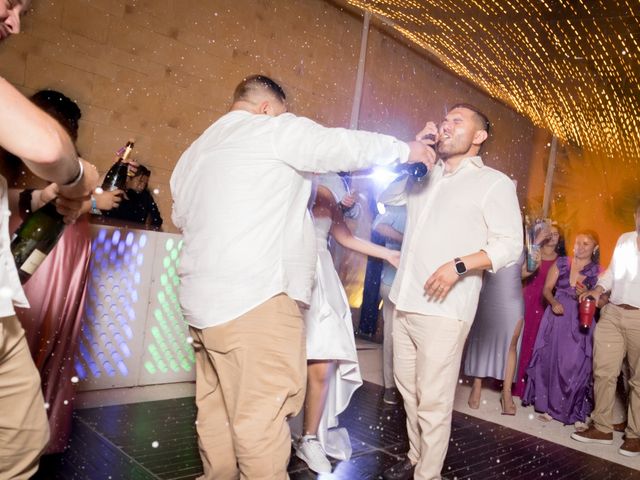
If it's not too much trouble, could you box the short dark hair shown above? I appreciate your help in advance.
[233,75,286,104]
[133,165,151,178]
[31,90,82,142]
[450,103,490,136]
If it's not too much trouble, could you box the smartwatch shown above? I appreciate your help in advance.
[454,257,467,276]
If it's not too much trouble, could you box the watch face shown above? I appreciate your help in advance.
[455,261,466,274]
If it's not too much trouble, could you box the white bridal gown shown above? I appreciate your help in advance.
[294,215,363,461]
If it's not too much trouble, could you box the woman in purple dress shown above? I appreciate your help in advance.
[522,231,600,424]
[513,224,564,398]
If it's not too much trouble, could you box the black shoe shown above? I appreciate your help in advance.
[382,457,415,480]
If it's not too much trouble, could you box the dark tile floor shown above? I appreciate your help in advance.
[34,381,639,479]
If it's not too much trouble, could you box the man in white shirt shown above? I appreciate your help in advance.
[380,104,523,480]
[170,74,432,480]
[573,201,640,457]
[0,2,99,477]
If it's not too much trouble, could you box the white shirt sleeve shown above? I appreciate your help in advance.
[596,234,622,292]
[596,267,614,292]
[270,113,410,173]
[481,176,523,271]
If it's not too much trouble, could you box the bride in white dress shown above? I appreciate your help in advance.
[293,173,400,473]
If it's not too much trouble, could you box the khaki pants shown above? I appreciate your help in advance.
[380,283,395,389]
[0,315,49,479]
[393,311,471,480]
[190,295,306,480]
[592,303,640,437]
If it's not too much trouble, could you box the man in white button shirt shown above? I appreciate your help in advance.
[380,104,523,480]
[0,2,100,478]
[573,201,640,457]
[170,74,432,480]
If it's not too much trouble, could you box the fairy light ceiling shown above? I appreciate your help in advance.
[344,0,639,161]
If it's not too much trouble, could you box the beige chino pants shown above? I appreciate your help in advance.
[0,315,49,480]
[393,311,471,480]
[190,294,306,480]
[592,303,640,437]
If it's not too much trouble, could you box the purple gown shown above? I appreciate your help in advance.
[522,257,599,424]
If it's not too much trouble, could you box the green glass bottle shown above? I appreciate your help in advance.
[101,140,134,191]
[11,201,65,283]
[11,140,135,283]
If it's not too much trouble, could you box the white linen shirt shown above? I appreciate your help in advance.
[171,110,410,329]
[0,176,29,317]
[597,231,640,308]
[383,156,523,323]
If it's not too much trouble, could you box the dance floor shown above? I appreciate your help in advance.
[34,381,638,479]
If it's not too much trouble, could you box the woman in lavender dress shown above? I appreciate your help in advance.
[522,231,600,424]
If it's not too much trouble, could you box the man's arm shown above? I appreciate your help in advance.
[0,77,98,196]
[271,113,433,173]
[579,266,612,303]
[480,177,523,272]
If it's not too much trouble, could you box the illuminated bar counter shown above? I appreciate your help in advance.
[75,223,195,391]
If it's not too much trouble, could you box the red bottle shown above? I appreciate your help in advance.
[579,295,597,329]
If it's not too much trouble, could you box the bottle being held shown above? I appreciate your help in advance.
[579,295,597,329]
[11,192,65,284]
[11,140,134,283]
[394,162,428,180]
[394,133,436,181]
[101,140,134,192]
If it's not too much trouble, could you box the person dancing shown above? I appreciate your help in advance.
[294,173,400,473]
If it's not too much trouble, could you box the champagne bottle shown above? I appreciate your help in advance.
[11,140,134,283]
[11,201,65,283]
[394,162,428,179]
[393,133,434,181]
[101,140,134,191]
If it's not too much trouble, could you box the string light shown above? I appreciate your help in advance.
[347,0,639,161]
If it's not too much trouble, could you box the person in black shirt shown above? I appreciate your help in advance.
[101,165,163,229]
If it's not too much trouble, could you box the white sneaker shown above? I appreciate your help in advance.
[295,436,332,473]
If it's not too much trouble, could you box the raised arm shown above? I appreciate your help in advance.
[272,113,434,174]
[315,186,399,267]
[0,77,98,197]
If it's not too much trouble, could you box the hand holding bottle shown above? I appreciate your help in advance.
[415,121,438,149]
[33,183,86,224]
[406,140,436,171]
[405,121,438,173]
[95,189,123,211]
[579,286,604,305]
